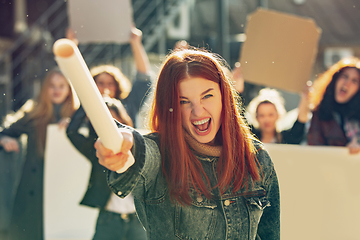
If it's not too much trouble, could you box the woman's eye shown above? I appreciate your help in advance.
[203,94,213,99]
[338,74,345,80]
[180,100,189,105]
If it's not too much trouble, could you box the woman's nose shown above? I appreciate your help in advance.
[191,102,205,116]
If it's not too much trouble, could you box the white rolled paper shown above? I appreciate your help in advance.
[53,39,134,173]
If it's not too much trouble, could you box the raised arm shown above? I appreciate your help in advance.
[297,84,310,123]
[231,62,244,94]
[130,27,150,74]
[123,27,152,125]
[281,86,310,144]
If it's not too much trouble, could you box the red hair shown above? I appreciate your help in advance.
[149,49,260,205]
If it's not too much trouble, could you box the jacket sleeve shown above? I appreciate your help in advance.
[0,115,31,147]
[66,106,98,163]
[256,148,281,240]
[281,119,306,144]
[307,111,326,145]
[107,123,162,200]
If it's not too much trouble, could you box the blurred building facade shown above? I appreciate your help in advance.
[0,0,360,118]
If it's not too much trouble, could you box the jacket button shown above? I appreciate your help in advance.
[224,200,230,206]
[196,197,203,202]
[117,191,122,196]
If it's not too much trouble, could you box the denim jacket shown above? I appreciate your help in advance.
[107,128,280,240]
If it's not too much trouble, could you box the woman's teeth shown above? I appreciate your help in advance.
[192,118,211,132]
[193,118,210,125]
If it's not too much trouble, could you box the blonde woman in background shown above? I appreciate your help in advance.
[0,68,78,240]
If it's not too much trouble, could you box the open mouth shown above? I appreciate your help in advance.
[192,118,211,133]
[338,88,348,97]
[264,123,272,128]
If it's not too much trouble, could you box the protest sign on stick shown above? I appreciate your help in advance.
[240,8,321,93]
[67,0,132,44]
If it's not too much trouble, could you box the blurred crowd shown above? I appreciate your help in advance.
[0,24,359,240]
